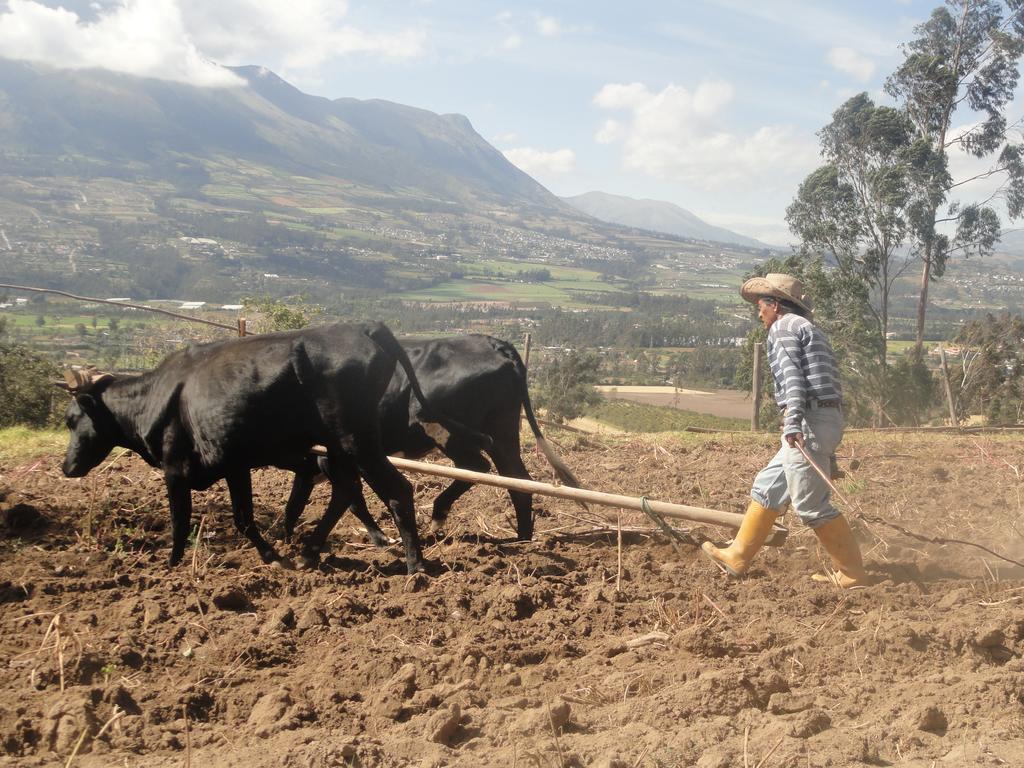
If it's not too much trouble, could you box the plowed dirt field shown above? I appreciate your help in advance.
[1,430,1022,767]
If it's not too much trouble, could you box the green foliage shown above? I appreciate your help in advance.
[515,268,551,282]
[953,313,1024,424]
[0,426,67,463]
[585,399,747,433]
[883,357,938,426]
[885,1,1024,353]
[243,296,322,332]
[786,93,928,363]
[666,347,742,389]
[0,343,60,428]
[533,352,602,422]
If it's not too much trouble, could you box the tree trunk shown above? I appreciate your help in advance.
[913,248,933,361]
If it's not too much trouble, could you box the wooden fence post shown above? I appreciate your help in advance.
[520,332,532,432]
[751,342,763,431]
[939,345,959,428]
[237,317,247,337]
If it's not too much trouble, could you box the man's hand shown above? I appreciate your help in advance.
[785,432,804,448]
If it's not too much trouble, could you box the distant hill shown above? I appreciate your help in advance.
[994,228,1024,261]
[563,191,771,249]
[0,59,565,211]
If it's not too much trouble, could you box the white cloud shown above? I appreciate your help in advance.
[593,82,652,110]
[826,46,875,82]
[0,0,240,86]
[0,0,425,86]
[181,0,424,72]
[693,79,733,116]
[537,16,560,37]
[595,119,625,144]
[501,33,522,50]
[594,79,819,190]
[503,147,576,176]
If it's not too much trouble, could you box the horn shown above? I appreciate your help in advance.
[88,369,115,386]
[64,368,88,391]
[61,367,115,392]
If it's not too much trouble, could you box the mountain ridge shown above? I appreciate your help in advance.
[563,190,772,250]
[0,58,565,211]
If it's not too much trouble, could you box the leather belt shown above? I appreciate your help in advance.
[783,399,841,413]
[808,399,841,409]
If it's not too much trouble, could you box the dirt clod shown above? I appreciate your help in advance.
[211,586,253,612]
[425,703,461,745]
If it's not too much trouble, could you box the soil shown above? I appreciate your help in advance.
[1,431,1023,767]
[595,387,752,420]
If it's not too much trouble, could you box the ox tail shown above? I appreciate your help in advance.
[365,323,493,452]
[503,341,581,489]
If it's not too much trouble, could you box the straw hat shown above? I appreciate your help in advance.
[740,273,813,315]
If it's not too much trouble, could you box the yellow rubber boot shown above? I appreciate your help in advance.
[811,515,870,588]
[701,500,779,577]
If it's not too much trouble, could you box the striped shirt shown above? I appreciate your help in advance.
[766,313,842,434]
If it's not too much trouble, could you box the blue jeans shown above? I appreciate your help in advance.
[750,407,844,528]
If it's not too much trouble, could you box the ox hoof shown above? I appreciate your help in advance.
[296,551,321,570]
[270,557,294,571]
[405,560,427,575]
[367,531,393,549]
[259,549,284,565]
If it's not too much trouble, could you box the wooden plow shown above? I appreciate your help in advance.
[312,449,788,548]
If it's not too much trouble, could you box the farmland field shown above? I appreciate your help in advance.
[596,385,752,420]
[1,430,1022,766]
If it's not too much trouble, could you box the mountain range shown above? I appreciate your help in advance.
[563,191,771,249]
[0,58,778,251]
[0,58,563,211]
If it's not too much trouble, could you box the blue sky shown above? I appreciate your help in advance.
[1,1,1015,245]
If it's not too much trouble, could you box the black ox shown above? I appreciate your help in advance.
[284,334,579,544]
[59,322,488,574]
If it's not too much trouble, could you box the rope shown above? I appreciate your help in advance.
[639,496,690,552]
[796,442,1024,570]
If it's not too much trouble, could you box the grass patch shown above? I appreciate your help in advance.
[584,399,747,432]
[0,427,66,463]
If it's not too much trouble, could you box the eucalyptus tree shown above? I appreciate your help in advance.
[885,0,1024,359]
[786,95,931,422]
[787,94,926,351]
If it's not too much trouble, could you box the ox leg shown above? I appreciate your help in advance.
[284,469,317,541]
[356,452,425,574]
[430,448,489,536]
[225,470,281,564]
[165,473,192,567]
[299,463,360,568]
[489,444,534,541]
[348,489,392,548]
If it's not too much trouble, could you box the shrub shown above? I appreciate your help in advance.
[0,343,60,428]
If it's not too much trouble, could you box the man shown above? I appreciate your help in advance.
[701,273,869,588]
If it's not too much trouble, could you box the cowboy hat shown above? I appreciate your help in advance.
[740,273,813,315]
